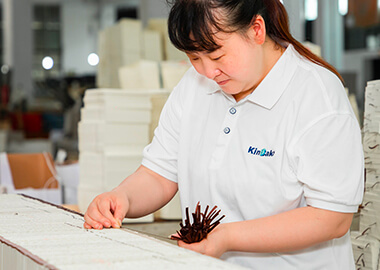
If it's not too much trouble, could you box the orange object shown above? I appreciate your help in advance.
[7,153,59,189]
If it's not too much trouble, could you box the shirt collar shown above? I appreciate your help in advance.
[204,77,221,94]
[247,44,299,109]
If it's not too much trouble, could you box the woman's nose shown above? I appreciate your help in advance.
[202,62,221,79]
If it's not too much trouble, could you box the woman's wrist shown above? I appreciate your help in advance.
[215,223,233,256]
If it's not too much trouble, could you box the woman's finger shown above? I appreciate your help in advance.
[98,199,121,228]
[83,211,103,230]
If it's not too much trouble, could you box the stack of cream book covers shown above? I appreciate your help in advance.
[78,88,179,222]
[97,18,189,90]
[92,18,192,223]
[0,194,247,270]
[352,79,380,270]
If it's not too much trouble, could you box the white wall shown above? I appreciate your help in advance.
[139,0,169,27]
[61,0,142,76]
[61,1,99,76]
[283,0,305,42]
[3,0,33,103]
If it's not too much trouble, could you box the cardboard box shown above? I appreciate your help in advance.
[0,152,62,205]
[7,153,58,189]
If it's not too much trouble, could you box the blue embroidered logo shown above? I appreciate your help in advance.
[248,146,275,157]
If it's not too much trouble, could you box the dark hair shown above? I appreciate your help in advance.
[167,0,344,83]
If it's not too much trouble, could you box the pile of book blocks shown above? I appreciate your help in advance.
[78,88,175,222]
[352,79,380,270]
[97,18,189,89]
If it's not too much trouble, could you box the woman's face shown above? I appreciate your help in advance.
[186,29,265,102]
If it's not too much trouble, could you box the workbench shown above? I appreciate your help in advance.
[0,194,246,269]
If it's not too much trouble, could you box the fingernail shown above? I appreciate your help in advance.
[118,219,122,227]
[104,221,111,228]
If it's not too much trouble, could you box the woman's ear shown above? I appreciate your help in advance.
[250,15,266,45]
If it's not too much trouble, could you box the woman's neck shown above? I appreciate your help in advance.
[233,40,285,102]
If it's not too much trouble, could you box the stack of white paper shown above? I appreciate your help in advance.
[78,88,173,222]
[351,231,380,270]
[363,133,380,177]
[97,17,191,90]
[143,29,163,62]
[97,19,142,88]
[363,80,380,134]
[353,79,380,270]
[119,60,161,90]
[147,18,187,61]
[0,194,247,270]
[161,60,192,91]
[360,190,380,241]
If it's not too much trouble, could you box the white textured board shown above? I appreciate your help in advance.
[0,194,246,270]
[354,79,380,270]
[359,208,380,241]
[363,80,380,134]
[351,231,380,270]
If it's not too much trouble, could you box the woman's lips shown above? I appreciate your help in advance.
[217,79,229,86]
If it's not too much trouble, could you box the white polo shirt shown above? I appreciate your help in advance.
[142,44,364,269]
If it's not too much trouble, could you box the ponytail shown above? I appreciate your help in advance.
[264,0,344,84]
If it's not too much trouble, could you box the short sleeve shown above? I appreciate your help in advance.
[290,113,364,212]
[141,87,183,183]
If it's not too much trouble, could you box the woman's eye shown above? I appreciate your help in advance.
[212,55,223,61]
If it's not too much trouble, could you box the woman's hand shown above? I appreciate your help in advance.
[175,207,353,255]
[83,165,178,230]
[83,189,129,230]
[175,224,230,258]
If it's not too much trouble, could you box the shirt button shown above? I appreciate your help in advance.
[224,127,231,134]
[229,107,237,114]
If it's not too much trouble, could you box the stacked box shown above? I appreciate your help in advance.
[143,29,163,62]
[161,60,192,91]
[97,19,142,88]
[119,60,161,90]
[147,18,187,61]
[352,80,380,270]
[78,88,170,223]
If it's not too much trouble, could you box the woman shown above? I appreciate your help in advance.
[84,0,364,268]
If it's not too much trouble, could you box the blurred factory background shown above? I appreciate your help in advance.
[1,1,380,268]
[0,0,379,157]
[0,0,380,213]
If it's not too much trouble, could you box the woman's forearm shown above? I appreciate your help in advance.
[222,206,353,254]
[113,165,178,218]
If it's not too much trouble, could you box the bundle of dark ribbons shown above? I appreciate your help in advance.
[171,202,225,244]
